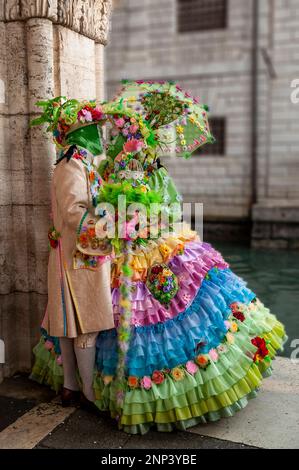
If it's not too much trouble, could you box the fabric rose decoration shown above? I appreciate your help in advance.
[128,376,139,389]
[251,336,270,363]
[123,138,144,153]
[186,361,199,375]
[78,108,93,122]
[152,370,165,385]
[195,354,210,368]
[114,117,125,128]
[233,311,245,322]
[103,375,114,385]
[209,348,219,362]
[140,376,152,390]
[230,302,246,322]
[229,321,239,333]
[171,367,185,381]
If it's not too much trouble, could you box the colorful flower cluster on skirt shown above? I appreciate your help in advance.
[102,346,223,391]
[228,301,270,363]
[127,364,198,390]
[146,263,179,305]
[251,336,270,363]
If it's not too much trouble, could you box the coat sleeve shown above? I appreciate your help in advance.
[54,157,94,231]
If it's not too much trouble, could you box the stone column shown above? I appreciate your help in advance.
[0,0,112,381]
[0,19,12,382]
[95,44,105,101]
[3,20,28,378]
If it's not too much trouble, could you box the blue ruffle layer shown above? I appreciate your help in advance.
[96,268,255,377]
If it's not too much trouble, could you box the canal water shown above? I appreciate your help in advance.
[212,242,299,358]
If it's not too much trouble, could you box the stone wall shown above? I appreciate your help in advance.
[256,0,299,202]
[252,0,299,248]
[0,0,112,382]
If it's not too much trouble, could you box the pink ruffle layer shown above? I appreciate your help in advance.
[112,241,228,327]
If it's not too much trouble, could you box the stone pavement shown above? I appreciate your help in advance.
[0,357,298,450]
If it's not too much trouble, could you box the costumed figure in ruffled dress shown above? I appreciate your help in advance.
[30,81,286,434]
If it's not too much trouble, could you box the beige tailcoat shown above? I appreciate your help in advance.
[42,156,114,338]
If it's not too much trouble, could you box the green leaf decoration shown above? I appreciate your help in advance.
[122,265,133,277]
[107,134,126,159]
[182,152,191,159]
[29,116,48,127]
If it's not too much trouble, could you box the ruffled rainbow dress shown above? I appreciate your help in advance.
[31,166,286,435]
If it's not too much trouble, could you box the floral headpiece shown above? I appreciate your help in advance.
[30,96,106,148]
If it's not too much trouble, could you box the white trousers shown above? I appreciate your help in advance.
[59,332,98,402]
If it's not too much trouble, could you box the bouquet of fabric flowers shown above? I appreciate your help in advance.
[146,263,179,305]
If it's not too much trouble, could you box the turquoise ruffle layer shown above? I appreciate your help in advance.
[96,268,255,376]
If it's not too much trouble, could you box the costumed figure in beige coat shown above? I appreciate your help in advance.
[32,98,114,406]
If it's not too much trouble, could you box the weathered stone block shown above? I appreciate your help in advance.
[253,202,299,223]
[5,21,28,114]
[0,205,13,295]
[252,221,272,239]
[0,0,58,22]
[0,1,112,44]
[272,223,299,239]
[55,26,97,99]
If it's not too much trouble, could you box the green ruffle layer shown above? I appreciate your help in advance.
[30,300,286,434]
[92,301,285,432]
[29,339,64,393]
[120,389,262,435]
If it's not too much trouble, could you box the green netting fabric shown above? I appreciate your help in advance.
[29,338,63,393]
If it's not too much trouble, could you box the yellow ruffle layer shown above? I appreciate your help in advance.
[111,222,197,285]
